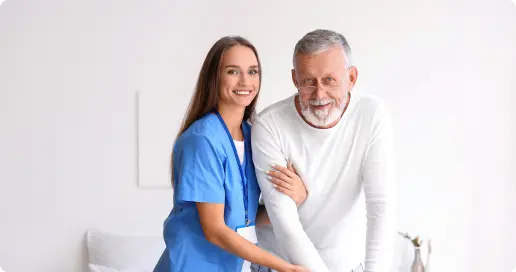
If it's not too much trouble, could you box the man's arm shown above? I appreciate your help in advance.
[196,202,304,272]
[251,119,329,272]
[362,103,397,272]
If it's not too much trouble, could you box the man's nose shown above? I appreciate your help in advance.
[314,84,326,99]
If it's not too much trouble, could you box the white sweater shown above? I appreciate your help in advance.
[251,93,396,272]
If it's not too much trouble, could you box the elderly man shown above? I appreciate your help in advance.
[251,29,396,272]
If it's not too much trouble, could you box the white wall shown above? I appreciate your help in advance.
[0,0,515,271]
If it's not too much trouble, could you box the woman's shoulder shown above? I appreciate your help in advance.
[176,114,225,148]
[187,113,222,135]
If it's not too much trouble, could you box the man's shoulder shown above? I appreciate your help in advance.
[351,92,391,118]
[254,94,296,124]
[352,92,387,109]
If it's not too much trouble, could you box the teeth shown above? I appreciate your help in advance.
[234,91,251,95]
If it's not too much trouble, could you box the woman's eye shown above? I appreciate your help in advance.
[228,70,239,75]
[249,69,259,75]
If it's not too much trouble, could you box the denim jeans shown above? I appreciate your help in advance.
[250,262,364,272]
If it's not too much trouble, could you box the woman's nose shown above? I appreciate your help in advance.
[238,73,250,86]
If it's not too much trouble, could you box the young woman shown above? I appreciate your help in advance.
[153,36,309,272]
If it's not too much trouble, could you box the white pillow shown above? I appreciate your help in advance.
[88,263,150,272]
[86,229,165,272]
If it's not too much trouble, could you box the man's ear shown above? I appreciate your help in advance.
[348,66,359,91]
[291,69,298,88]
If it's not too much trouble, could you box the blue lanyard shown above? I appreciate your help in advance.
[214,111,250,226]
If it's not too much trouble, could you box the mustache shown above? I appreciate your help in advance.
[307,98,336,106]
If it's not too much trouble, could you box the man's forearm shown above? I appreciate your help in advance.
[363,207,395,271]
[206,225,295,271]
[257,205,328,270]
[363,176,396,271]
[263,199,329,272]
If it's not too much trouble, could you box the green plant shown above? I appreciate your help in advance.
[397,231,424,248]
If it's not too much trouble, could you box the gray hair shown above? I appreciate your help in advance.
[293,29,352,67]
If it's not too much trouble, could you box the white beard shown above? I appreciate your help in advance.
[300,98,346,127]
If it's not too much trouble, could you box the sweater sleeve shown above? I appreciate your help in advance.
[251,118,330,272]
[361,103,397,272]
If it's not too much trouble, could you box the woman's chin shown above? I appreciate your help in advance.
[233,98,255,108]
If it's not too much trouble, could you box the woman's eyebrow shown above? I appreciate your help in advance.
[224,64,259,69]
[224,64,240,69]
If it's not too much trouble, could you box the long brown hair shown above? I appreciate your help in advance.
[170,36,262,186]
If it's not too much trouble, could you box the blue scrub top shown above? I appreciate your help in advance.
[153,113,261,272]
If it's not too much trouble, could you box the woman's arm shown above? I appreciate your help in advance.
[174,135,306,270]
[196,203,308,272]
[256,162,308,228]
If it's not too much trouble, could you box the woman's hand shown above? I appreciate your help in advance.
[278,264,310,272]
[292,265,310,272]
[267,162,308,206]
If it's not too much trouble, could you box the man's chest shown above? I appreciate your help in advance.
[278,131,369,199]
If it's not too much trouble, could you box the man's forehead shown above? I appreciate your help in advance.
[294,61,348,75]
[294,48,349,72]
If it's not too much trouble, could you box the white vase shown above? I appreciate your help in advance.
[412,248,425,272]
[425,240,432,272]
[425,254,431,272]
